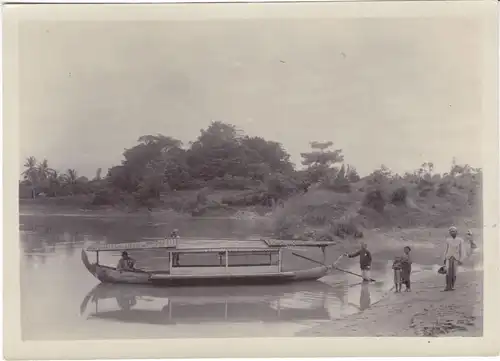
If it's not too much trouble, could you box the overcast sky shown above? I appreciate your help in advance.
[19,17,483,178]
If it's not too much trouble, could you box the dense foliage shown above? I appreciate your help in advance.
[20,121,480,222]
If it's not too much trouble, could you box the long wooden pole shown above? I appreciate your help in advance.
[292,252,376,282]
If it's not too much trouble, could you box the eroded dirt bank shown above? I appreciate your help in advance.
[297,270,482,337]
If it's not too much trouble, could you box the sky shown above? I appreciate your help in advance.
[18,17,483,178]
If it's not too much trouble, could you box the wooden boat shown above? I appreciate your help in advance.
[79,281,344,324]
[81,238,337,287]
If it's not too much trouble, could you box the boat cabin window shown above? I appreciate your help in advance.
[171,251,225,267]
[170,250,280,268]
[227,251,279,267]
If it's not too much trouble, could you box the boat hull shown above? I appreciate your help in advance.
[149,269,327,286]
[81,250,328,286]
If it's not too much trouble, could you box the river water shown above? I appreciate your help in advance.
[19,214,432,340]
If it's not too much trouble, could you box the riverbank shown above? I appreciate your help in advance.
[19,199,270,220]
[298,269,482,337]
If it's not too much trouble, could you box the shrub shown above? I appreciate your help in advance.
[91,189,116,206]
[417,178,434,197]
[363,189,386,213]
[209,176,261,190]
[196,188,209,204]
[332,219,360,238]
[391,187,408,205]
[436,182,450,197]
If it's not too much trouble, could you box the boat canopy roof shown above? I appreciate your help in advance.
[86,239,177,252]
[263,239,336,247]
[85,238,336,252]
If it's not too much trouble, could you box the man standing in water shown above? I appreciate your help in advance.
[443,226,465,291]
[344,242,372,282]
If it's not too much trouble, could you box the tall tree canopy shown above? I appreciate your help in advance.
[300,141,344,183]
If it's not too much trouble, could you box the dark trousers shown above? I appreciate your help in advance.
[445,257,458,289]
[401,264,411,289]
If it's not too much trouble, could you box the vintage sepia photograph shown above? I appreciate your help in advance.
[3,1,499,359]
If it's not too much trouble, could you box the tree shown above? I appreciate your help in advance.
[300,141,344,183]
[36,159,53,182]
[108,133,185,201]
[46,170,63,197]
[22,156,38,198]
[94,168,102,181]
[240,136,294,180]
[418,162,434,180]
[368,164,393,185]
[265,172,298,205]
[187,121,245,181]
[65,169,78,184]
[346,165,361,183]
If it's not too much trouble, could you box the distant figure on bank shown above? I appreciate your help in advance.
[170,229,180,266]
[117,251,136,271]
[345,242,372,282]
[392,256,403,293]
[443,226,465,291]
[147,207,153,225]
[466,229,477,251]
[401,246,412,292]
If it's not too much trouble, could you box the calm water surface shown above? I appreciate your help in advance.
[20,215,432,340]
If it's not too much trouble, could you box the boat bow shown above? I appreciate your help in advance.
[81,249,98,278]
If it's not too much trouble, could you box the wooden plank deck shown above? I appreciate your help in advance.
[86,238,177,252]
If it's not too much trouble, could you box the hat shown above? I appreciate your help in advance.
[449,226,458,233]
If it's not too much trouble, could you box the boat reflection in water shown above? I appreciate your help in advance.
[80,280,353,325]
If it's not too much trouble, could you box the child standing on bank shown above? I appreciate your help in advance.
[401,246,412,292]
[392,256,403,292]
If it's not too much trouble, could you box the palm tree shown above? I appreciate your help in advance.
[61,169,78,195]
[35,159,55,195]
[37,159,53,182]
[22,156,38,198]
[65,169,78,184]
[47,170,62,197]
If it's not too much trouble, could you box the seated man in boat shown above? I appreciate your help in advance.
[117,251,136,271]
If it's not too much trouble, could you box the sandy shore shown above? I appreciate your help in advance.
[297,269,482,337]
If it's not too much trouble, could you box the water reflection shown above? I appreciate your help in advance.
[20,218,402,339]
[80,282,346,325]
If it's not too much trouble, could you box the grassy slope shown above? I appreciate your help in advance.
[270,175,480,240]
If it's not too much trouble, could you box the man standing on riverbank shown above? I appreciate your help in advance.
[443,226,465,291]
[345,242,372,282]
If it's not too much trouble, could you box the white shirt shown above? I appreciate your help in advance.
[444,236,465,261]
